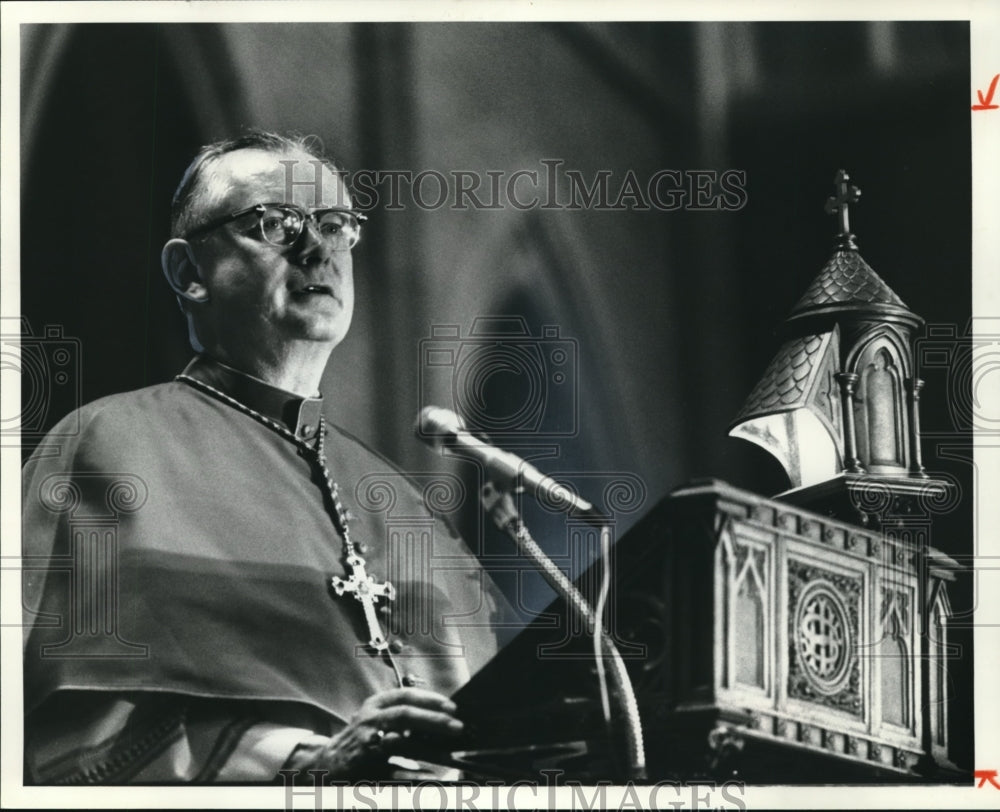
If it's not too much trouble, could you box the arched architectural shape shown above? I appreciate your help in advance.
[928,591,952,751]
[850,331,911,473]
[735,573,765,687]
[879,614,909,727]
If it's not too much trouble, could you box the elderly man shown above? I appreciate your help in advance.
[22,132,505,783]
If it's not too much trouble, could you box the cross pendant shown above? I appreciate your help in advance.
[330,552,396,652]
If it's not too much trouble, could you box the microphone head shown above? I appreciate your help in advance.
[414,406,466,449]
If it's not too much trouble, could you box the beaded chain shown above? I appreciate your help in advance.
[175,373,399,656]
[177,373,353,543]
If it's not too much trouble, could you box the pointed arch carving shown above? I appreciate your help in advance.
[847,328,911,472]
[879,586,912,729]
[725,532,770,693]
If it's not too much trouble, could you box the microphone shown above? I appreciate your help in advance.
[414,406,600,519]
[415,408,646,776]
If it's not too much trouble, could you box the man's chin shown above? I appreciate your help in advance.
[288,314,353,346]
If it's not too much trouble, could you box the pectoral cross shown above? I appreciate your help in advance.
[824,169,862,249]
[331,552,396,652]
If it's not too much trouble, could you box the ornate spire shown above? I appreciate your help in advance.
[824,169,861,250]
[730,169,927,490]
[787,169,916,326]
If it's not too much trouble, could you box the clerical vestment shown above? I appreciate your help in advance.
[22,357,505,783]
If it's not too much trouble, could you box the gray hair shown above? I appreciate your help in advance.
[170,130,340,238]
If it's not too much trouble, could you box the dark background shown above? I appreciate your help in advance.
[17,21,973,768]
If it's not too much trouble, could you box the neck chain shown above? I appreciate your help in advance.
[175,373,397,654]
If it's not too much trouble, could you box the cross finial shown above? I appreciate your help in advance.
[824,169,861,249]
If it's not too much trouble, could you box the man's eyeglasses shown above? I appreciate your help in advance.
[185,203,367,251]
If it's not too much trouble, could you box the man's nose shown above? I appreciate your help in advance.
[293,218,333,264]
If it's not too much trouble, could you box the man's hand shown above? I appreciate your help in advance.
[308,688,464,779]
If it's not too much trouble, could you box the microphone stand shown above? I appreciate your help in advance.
[480,481,647,782]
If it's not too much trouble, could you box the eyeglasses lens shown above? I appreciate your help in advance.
[259,207,301,245]
[259,206,360,250]
[316,212,360,249]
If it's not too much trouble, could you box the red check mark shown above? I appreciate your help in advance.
[972,73,999,110]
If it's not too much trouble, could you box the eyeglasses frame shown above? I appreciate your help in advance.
[184,202,368,248]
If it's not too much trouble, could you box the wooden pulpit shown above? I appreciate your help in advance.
[452,478,962,783]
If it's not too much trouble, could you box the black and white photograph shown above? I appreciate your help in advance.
[2,1,998,808]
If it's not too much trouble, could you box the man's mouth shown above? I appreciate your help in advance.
[292,284,342,307]
[295,284,336,297]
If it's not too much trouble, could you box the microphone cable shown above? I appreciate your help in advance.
[480,482,647,781]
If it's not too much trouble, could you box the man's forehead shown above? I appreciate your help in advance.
[210,148,350,209]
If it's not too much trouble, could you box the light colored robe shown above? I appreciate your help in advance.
[22,357,506,783]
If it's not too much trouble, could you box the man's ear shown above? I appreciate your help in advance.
[161,239,209,303]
